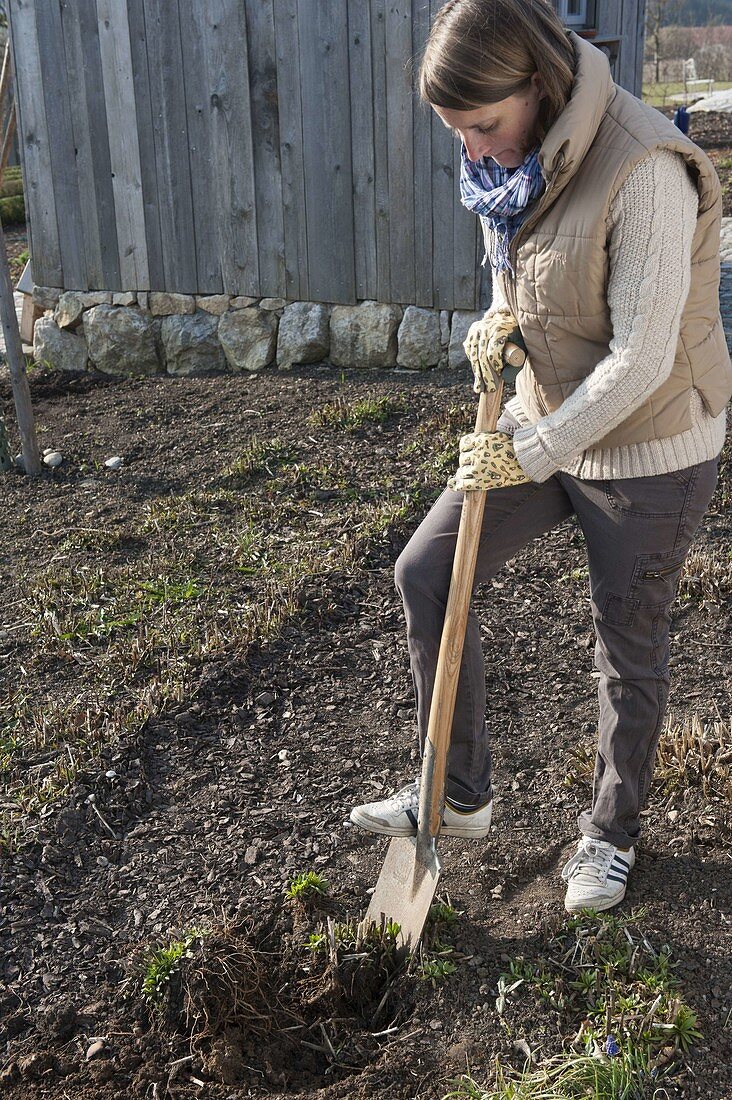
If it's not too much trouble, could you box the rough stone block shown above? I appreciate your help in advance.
[161,311,227,375]
[196,294,231,315]
[277,302,330,369]
[218,308,277,372]
[396,306,441,370]
[54,292,84,330]
[330,301,402,369]
[33,316,89,373]
[85,305,163,375]
[149,292,196,316]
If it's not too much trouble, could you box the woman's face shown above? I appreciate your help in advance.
[432,72,546,169]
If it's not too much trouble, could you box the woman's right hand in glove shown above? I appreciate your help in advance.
[463,307,522,394]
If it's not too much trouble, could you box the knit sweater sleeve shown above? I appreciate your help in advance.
[508,147,700,482]
[484,265,511,317]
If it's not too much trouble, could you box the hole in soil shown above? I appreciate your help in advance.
[123,898,416,1093]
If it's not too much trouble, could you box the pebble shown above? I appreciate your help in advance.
[43,451,63,468]
[104,456,124,470]
[86,1039,107,1060]
[667,809,680,822]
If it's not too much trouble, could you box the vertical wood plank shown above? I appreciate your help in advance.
[385,0,414,305]
[143,0,196,291]
[60,0,120,292]
[126,0,163,292]
[97,0,150,290]
[411,0,433,308]
[35,0,87,290]
[199,0,258,296]
[370,0,390,303]
[347,0,376,300]
[274,0,308,301]
[429,0,453,310]
[299,0,356,304]
[178,0,224,293]
[7,0,62,287]
[245,0,286,298]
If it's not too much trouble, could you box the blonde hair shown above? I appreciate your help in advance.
[418,0,576,144]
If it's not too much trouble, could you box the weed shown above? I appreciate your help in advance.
[484,908,701,1098]
[655,712,732,801]
[223,437,292,484]
[285,870,330,904]
[306,394,407,431]
[142,928,209,1009]
[419,958,457,984]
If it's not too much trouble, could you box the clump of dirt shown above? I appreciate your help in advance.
[120,898,417,1094]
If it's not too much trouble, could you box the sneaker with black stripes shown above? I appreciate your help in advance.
[561,835,636,912]
[349,778,493,839]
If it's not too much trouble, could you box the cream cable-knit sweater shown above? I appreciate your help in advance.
[489,146,728,482]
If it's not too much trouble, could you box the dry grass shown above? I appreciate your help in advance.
[655,712,732,800]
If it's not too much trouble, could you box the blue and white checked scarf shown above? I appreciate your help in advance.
[459,142,546,276]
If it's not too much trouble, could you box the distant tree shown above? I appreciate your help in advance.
[645,0,686,82]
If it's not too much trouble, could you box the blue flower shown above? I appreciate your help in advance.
[605,1035,620,1057]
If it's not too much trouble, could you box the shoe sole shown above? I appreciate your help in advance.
[564,884,627,913]
[349,808,491,840]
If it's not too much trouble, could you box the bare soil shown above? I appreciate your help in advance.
[656,107,732,215]
[0,362,730,1099]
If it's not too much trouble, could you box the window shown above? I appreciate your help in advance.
[553,0,592,28]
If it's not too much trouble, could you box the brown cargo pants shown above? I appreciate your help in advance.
[394,422,720,849]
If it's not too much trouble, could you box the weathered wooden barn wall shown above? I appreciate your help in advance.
[8,0,644,311]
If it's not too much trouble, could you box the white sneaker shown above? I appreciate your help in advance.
[561,835,636,912]
[349,778,493,839]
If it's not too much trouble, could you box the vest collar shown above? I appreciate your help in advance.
[538,31,616,183]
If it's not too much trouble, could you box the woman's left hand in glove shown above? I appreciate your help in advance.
[447,430,533,492]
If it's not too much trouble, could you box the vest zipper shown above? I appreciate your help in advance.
[502,152,566,318]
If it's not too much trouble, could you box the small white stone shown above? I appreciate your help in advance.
[104,456,124,470]
[667,809,679,822]
[278,748,289,761]
[43,451,63,468]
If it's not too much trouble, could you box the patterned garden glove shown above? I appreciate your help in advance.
[463,307,523,394]
[447,430,532,492]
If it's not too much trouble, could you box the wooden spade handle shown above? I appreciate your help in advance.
[415,340,525,855]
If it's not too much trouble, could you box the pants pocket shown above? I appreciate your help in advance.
[604,472,690,518]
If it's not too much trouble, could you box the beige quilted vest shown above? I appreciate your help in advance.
[482,31,732,449]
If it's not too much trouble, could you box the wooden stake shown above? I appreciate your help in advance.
[0,215,40,475]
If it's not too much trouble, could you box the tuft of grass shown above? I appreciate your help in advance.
[285,870,330,904]
[473,908,702,1099]
[654,712,732,801]
[142,928,209,1009]
[419,957,457,984]
[223,436,293,484]
[306,394,407,431]
[444,1043,657,1098]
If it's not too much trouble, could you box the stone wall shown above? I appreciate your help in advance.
[31,287,484,378]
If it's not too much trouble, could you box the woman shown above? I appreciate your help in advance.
[350,0,731,912]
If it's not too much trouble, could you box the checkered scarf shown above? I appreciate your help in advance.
[459,142,546,275]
